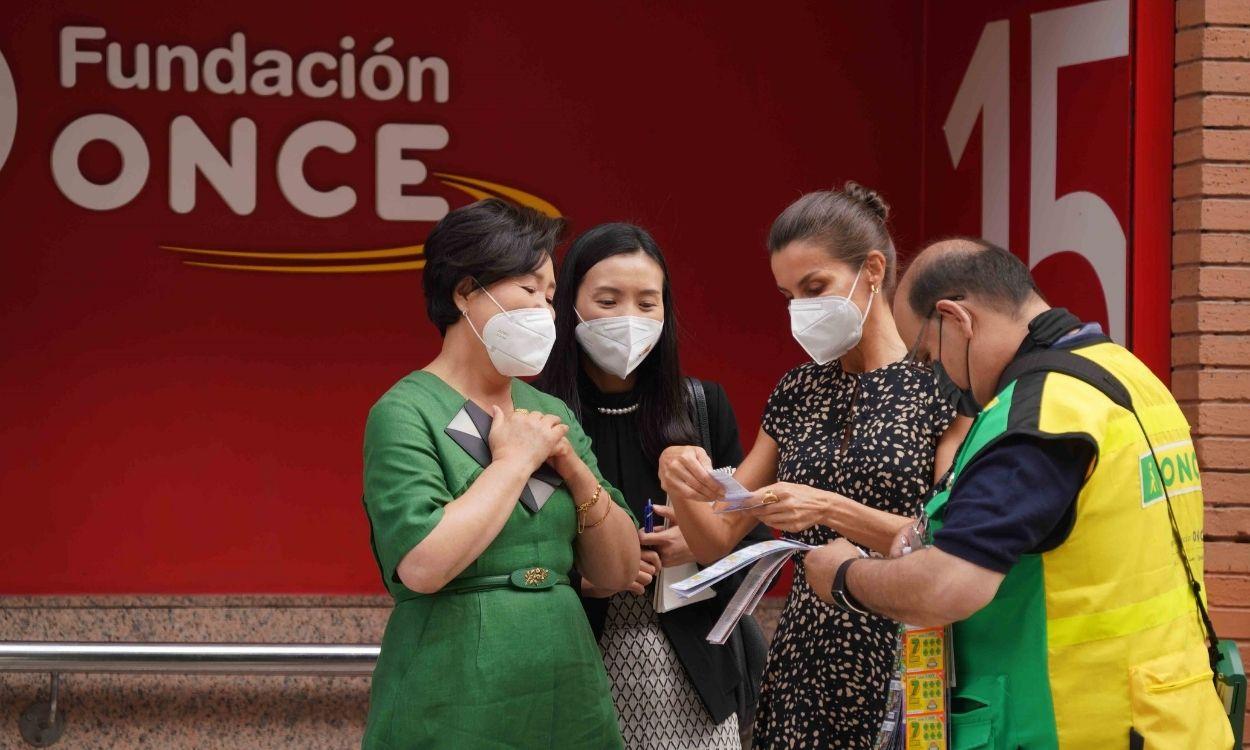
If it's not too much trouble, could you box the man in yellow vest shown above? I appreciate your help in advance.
[804,237,1233,748]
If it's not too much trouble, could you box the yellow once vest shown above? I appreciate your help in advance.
[927,340,1233,749]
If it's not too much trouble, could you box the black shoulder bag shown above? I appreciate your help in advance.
[683,377,769,732]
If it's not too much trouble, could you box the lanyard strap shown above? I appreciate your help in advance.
[997,348,1220,670]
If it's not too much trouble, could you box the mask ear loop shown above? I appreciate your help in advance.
[962,320,975,403]
[861,282,876,322]
[847,264,876,323]
[904,315,932,366]
[936,302,976,393]
[574,307,620,345]
[462,307,489,349]
[462,277,508,348]
[474,279,509,317]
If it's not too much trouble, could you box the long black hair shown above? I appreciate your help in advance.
[537,222,696,461]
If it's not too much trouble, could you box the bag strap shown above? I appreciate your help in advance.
[683,376,767,725]
[999,348,1222,670]
[684,376,713,454]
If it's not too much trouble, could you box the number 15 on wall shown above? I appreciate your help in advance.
[942,0,1130,343]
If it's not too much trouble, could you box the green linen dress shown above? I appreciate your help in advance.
[361,370,630,750]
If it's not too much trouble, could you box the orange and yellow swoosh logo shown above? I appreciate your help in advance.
[160,173,560,274]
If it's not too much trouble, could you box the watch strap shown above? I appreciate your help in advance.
[832,557,870,615]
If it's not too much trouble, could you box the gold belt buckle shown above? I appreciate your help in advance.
[510,567,555,591]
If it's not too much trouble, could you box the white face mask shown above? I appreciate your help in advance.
[788,265,875,365]
[463,282,556,377]
[574,310,664,379]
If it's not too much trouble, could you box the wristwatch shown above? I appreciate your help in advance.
[831,558,870,615]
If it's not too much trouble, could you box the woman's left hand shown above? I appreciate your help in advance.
[747,482,834,533]
[546,435,587,482]
[624,549,662,596]
[637,504,697,567]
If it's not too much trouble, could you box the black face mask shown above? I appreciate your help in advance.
[934,316,981,418]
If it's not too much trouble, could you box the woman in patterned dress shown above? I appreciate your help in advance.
[537,223,772,749]
[659,184,969,748]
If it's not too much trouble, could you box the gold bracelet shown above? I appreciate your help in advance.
[578,499,612,534]
[575,484,603,515]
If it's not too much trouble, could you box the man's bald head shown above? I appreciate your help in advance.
[900,237,1042,320]
[895,237,1051,408]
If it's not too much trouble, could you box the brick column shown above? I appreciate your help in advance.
[1173,0,1250,743]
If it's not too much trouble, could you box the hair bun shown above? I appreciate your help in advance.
[842,181,890,223]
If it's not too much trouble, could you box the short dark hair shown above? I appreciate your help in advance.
[906,237,1042,317]
[767,181,898,292]
[422,198,567,335]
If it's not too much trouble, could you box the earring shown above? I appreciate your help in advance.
[871,283,881,295]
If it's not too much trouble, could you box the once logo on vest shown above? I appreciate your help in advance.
[1139,440,1201,507]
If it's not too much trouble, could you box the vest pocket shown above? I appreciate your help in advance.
[1128,645,1233,749]
[949,675,1007,750]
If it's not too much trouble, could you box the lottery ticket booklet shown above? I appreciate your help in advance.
[671,538,813,644]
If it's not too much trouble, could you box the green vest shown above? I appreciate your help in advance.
[923,340,1230,749]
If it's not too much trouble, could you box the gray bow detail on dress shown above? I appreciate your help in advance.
[444,400,564,512]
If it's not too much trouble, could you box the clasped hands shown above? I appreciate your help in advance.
[487,405,582,479]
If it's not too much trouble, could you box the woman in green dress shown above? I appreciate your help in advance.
[361,198,641,750]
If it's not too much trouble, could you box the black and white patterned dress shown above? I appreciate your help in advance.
[600,592,741,749]
[752,360,954,749]
[569,375,765,749]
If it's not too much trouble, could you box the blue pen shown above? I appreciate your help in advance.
[643,499,654,533]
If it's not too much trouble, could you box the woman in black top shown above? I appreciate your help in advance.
[660,185,969,748]
[537,223,771,749]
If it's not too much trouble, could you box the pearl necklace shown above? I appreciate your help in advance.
[596,403,639,416]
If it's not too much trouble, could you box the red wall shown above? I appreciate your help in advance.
[0,1,926,593]
[0,0,1169,595]
[919,0,1172,378]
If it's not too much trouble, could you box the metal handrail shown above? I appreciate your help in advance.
[0,641,379,676]
[2,641,381,745]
